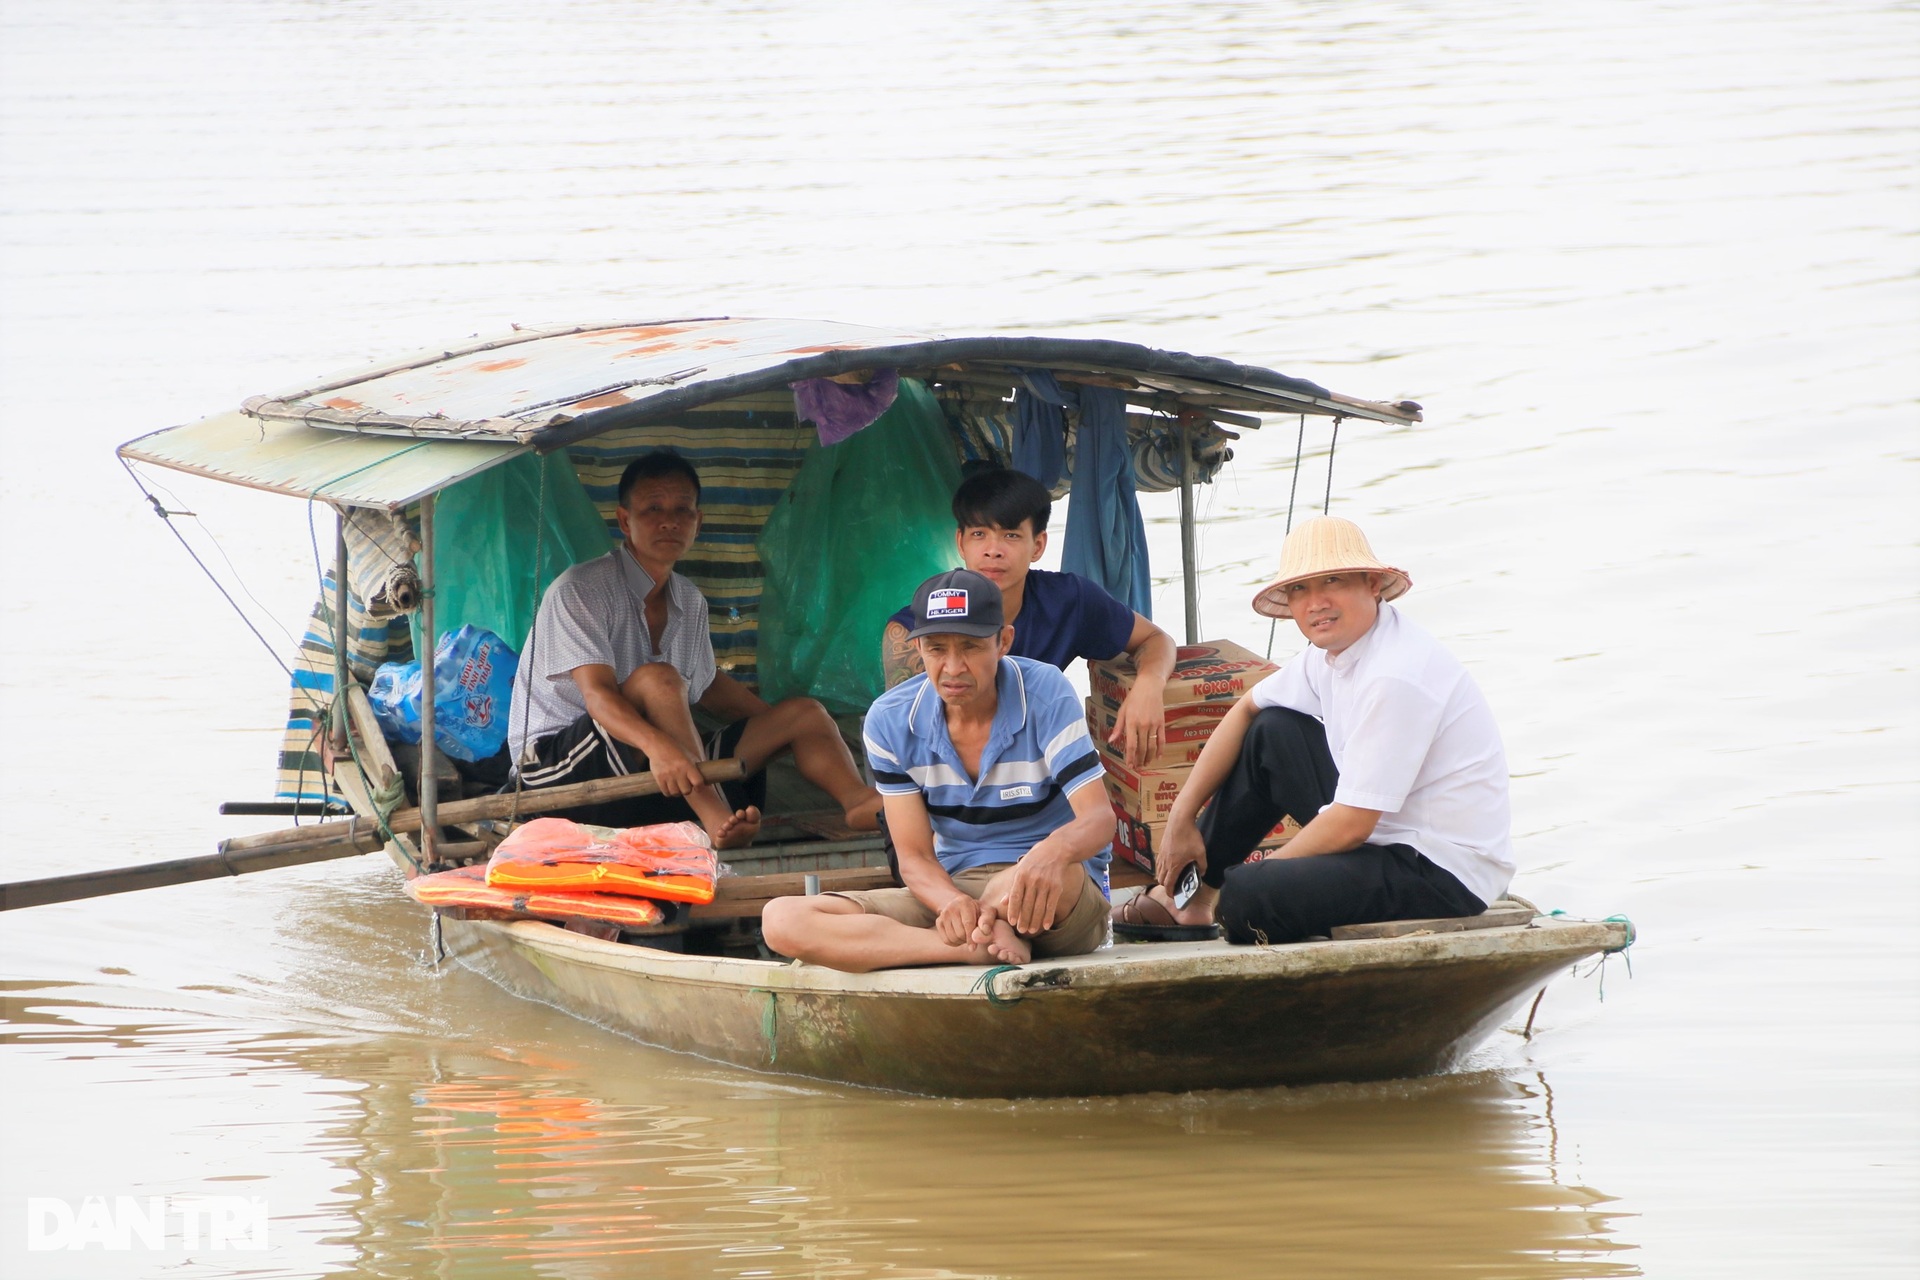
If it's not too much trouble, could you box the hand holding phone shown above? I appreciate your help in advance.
[1172,863,1200,909]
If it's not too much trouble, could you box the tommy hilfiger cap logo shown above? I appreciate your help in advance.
[925,588,970,619]
[908,568,1004,638]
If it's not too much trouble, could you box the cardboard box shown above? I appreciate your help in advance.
[1108,806,1165,872]
[1101,756,1193,825]
[1087,693,1233,742]
[1108,802,1299,872]
[1093,725,1209,769]
[1085,699,1212,767]
[1090,639,1278,711]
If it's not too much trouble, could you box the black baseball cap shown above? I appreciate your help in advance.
[907,569,1006,639]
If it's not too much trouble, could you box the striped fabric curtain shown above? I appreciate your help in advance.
[272,571,415,804]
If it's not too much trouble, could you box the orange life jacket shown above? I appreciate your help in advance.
[484,817,720,905]
[406,863,668,928]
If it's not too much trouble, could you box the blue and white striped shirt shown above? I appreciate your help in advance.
[863,656,1110,893]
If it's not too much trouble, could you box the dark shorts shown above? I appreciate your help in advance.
[513,712,766,829]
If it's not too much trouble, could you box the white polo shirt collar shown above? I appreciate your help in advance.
[1321,608,1388,676]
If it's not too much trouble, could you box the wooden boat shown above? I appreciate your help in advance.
[451,906,1619,1097]
[105,316,1631,1097]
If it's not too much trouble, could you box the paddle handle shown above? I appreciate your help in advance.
[220,757,747,855]
[0,758,748,912]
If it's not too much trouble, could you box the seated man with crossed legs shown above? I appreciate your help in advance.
[763,570,1115,972]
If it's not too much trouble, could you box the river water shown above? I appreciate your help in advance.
[1,1,1914,1276]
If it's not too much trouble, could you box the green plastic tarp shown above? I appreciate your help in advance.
[756,379,962,714]
[416,451,612,653]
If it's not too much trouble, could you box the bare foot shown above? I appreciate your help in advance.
[969,904,1032,965]
[984,918,1032,965]
[710,805,762,850]
[844,790,883,833]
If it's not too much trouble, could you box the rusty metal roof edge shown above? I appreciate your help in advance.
[530,335,1363,451]
[266,317,737,403]
[242,395,557,443]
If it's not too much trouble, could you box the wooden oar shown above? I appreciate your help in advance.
[219,758,747,856]
[0,759,747,912]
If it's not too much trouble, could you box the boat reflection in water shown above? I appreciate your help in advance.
[303,1045,1645,1279]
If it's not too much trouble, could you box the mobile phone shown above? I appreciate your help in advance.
[1172,864,1200,909]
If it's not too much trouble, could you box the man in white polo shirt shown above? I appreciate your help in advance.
[1114,517,1513,943]
[762,569,1115,972]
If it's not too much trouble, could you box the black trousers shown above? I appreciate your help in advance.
[1200,706,1485,944]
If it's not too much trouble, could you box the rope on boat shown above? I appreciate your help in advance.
[1603,913,1636,952]
[970,964,1023,1006]
[323,682,417,870]
[121,458,299,682]
[1267,415,1309,660]
[1286,415,1306,535]
[1549,910,1637,1000]
[1263,413,1346,661]
[1523,907,1638,1034]
[119,457,347,818]
[1323,416,1341,515]
[1548,909,1637,953]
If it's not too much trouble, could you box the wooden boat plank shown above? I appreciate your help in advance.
[341,682,400,797]
[1330,903,1535,940]
[693,867,897,919]
[472,904,1614,995]
[331,759,383,827]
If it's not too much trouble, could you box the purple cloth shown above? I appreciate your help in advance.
[791,369,900,445]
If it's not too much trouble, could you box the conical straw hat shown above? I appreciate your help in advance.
[1251,517,1410,619]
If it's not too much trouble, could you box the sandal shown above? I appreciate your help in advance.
[1111,888,1222,943]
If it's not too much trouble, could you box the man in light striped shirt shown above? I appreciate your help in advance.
[762,570,1115,971]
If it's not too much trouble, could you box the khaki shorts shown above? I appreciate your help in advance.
[832,864,1109,958]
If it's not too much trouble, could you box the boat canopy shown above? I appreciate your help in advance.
[228,317,1420,449]
[117,317,1420,509]
[117,410,529,510]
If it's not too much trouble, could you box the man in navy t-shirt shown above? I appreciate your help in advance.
[881,468,1176,767]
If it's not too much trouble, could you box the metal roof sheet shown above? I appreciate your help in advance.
[117,410,527,510]
[233,317,1420,449]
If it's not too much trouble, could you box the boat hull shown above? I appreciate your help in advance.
[438,910,1625,1097]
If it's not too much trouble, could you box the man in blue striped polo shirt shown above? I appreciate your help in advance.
[761,570,1115,971]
